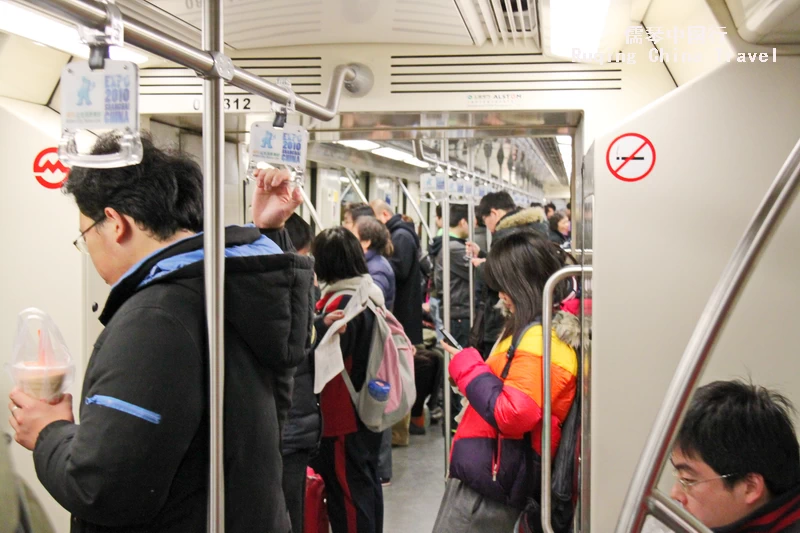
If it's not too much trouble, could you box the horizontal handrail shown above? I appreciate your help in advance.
[23,0,358,121]
[614,135,800,533]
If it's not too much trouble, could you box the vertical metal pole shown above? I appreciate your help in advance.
[467,143,476,327]
[202,1,225,531]
[542,265,588,533]
[440,138,453,476]
[441,195,452,478]
[467,201,475,327]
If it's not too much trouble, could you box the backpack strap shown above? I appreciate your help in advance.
[500,319,541,380]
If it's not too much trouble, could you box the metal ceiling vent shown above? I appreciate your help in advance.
[456,0,540,47]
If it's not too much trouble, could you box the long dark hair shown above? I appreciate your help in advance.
[311,227,369,284]
[483,231,572,340]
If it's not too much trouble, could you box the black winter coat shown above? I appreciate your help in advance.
[34,226,315,533]
[434,235,472,320]
[479,207,550,351]
[386,214,423,345]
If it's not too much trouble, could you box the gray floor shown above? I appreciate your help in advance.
[382,426,447,533]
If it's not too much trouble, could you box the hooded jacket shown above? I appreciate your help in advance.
[494,206,549,240]
[386,214,423,345]
[478,207,550,350]
[33,226,315,533]
[447,311,579,509]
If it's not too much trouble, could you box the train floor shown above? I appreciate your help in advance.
[383,426,446,533]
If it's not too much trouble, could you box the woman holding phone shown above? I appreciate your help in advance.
[433,232,580,532]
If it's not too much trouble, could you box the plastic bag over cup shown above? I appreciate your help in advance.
[7,308,74,402]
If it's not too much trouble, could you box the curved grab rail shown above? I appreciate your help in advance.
[614,135,800,533]
[396,177,434,245]
[542,264,592,533]
[24,0,367,121]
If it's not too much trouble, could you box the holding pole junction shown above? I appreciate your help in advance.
[24,0,373,121]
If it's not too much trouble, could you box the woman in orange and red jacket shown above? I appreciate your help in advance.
[433,232,579,532]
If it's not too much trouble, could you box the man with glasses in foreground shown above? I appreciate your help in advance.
[7,132,314,533]
[666,379,800,532]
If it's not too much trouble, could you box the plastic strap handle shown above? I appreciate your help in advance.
[59,130,143,169]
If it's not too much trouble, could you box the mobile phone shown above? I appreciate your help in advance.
[438,326,463,351]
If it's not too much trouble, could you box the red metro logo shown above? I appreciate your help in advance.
[33,147,70,189]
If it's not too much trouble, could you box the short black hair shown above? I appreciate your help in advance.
[284,213,313,252]
[530,202,543,208]
[549,211,568,233]
[566,201,571,210]
[676,380,800,496]
[450,205,468,227]
[343,202,375,224]
[478,191,515,219]
[311,227,369,283]
[545,202,557,213]
[435,204,442,218]
[63,132,204,240]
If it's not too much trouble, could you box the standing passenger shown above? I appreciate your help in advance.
[342,202,375,232]
[281,212,321,533]
[310,228,385,533]
[433,232,579,532]
[434,204,472,348]
[354,216,396,311]
[7,134,314,533]
[371,199,423,346]
[352,215,396,485]
[548,211,571,249]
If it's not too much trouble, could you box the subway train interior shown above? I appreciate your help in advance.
[1,0,800,532]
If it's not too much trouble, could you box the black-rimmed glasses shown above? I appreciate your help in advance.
[73,219,103,253]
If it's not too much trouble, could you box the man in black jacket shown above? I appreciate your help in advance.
[281,213,321,533]
[371,199,423,346]
[8,133,314,533]
[468,192,549,358]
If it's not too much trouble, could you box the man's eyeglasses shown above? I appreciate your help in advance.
[73,218,103,254]
[672,469,736,493]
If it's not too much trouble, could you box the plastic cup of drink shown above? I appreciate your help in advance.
[12,362,70,401]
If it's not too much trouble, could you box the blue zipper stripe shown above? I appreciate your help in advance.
[85,395,161,424]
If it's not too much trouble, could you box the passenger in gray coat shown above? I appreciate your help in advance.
[434,204,473,348]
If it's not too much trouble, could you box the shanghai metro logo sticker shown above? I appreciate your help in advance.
[33,147,70,189]
[606,133,656,182]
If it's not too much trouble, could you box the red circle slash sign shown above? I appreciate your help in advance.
[606,133,656,182]
[33,147,70,189]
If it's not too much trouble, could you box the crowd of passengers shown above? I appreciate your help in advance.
[6,133,800,533]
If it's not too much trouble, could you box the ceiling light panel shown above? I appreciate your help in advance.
[336,140,380,151]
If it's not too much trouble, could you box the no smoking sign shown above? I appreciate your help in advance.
[606,133,656,182]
